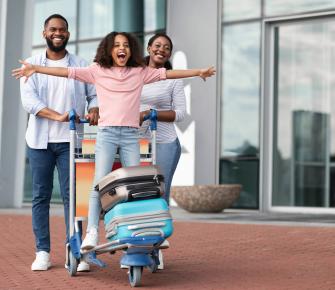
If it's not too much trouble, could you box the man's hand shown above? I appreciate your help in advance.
[55,111,69,122]
[85,107,99,125]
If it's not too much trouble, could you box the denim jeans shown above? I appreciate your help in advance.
[27,143,70,253]
[157,138,181,205]
[87,126,140,231]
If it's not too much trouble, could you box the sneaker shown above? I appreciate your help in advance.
[77,259,90,272]
[65,258,90,272]
[81,228,98,251]
[31,251,51,271]
[160,239,170,249]
[157,250,164,270]
[120,264,129,269]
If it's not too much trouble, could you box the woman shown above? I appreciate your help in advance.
[140,33,186,206]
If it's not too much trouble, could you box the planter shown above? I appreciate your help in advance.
[171,184,241,213]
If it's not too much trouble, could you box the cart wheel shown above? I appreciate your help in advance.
[68,250,78,276]
[129,266,143,287]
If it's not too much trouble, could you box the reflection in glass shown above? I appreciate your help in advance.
[144,0,166,32]
[223,0,261,22]
[220,22,261,208]
[79,0,114,39]
[265,0,335,16]
[33,0,77,46]
[272,19,335,207]
[221,22,260,156]
[220,158,259,209]
[78,42,99,63]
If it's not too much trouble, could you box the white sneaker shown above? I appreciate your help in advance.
[160,239,170,249]
[77,260,90,272]
[120,264,129,269]
[31,251,51,271]
[157,250,164,270]
[81,228,98,251]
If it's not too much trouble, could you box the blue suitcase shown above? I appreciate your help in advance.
[104,198,173,241]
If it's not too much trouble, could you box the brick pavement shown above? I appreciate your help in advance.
[1,214,335,290]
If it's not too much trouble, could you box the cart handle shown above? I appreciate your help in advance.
[143,109,157,131]
[69,109,89,130]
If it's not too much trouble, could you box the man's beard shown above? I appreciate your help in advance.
[46,36,69,52]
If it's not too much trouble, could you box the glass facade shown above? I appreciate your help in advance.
[265,0,335,17]
[220,22,261,208]
[24,0,166,203]
[221,0,335,210]
[272,19,335,207]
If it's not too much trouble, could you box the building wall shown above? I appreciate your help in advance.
[166,0,219,185]
[0,0,33,207]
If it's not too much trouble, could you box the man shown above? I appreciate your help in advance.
[20,14,98,272]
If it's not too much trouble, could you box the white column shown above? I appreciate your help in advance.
[167,0,219,185]
[0,0,33,207]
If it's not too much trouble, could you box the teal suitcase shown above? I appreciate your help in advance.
[104,198,173,241]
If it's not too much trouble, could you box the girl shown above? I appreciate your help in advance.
[12,31,216,251]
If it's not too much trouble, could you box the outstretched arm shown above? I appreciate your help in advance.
[12,60,68,82]
[166,66,215,81]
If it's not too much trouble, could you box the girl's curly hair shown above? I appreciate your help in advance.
[94,32,144,68]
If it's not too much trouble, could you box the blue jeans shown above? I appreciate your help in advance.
[157,138,181,205]
[87,127,140,231]
[27,143,70,253]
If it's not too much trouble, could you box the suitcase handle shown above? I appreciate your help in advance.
[128,188,161,200]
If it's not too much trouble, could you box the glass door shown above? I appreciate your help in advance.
[270,16,335,209]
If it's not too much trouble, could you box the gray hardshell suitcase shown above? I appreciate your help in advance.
[96,165,164,213]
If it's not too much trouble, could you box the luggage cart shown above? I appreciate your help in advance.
[66,109,171,287]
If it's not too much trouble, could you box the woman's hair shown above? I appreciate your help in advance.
[94,32,144,68]
[144,33,173,70]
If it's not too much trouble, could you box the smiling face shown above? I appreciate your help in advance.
[147,36,172,68]
[43,17,70,53]
[111,34,131,67]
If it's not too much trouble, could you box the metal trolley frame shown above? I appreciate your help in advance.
[66,109,168,287]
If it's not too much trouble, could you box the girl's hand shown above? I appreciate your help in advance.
[11,60,36,82]
[199,66,216,81]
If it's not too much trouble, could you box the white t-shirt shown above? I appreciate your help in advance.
[46,56,72,143]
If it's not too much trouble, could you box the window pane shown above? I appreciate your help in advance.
[265,0,335,17]
[221,22,261,157]
[223,0,261,22]
[79,0,115,39]
[272,20,335,207]
[145,0,166,31]
[33,0,77,46]
[220,158,259,209]
[78,42,99,63]
[220,22,261,208]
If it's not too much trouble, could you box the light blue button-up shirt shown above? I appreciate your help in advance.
[20,52,98,149]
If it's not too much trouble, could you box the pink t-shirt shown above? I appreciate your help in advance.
[68,63,167,127]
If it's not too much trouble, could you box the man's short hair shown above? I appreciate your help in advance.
[44,14,68,29]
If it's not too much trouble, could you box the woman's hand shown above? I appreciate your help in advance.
[12,60,36,82]
[199,66,216,81]
[139,110,150,126]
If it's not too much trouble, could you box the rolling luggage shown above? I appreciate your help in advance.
[96,165,165,213]
[104,198,173,241]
